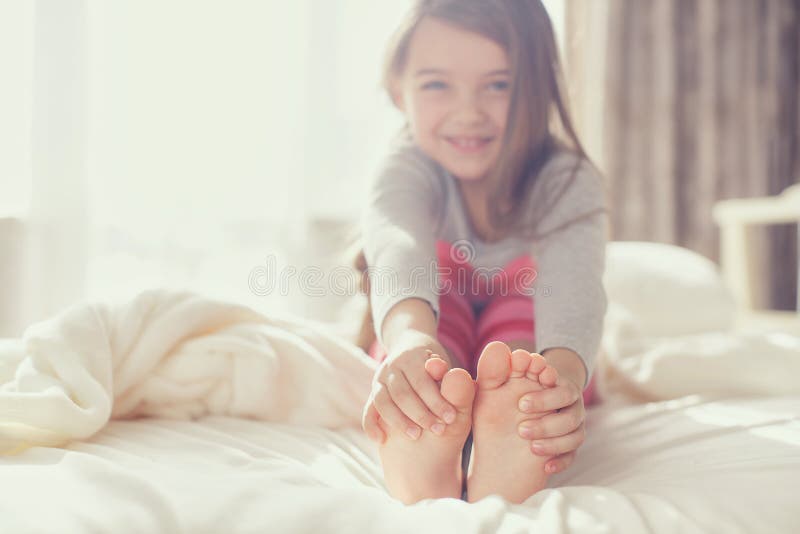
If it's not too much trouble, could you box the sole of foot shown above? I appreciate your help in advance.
[466,341,557,504]
[377,358,476,504]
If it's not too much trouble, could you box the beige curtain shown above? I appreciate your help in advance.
[566,0,800,311]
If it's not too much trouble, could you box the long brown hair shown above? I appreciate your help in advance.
[349,0,602,350]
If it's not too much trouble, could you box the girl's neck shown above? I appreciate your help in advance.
[454,178,507,243]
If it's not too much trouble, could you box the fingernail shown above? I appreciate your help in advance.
[406,426,421,440]
[531,441,545,453]
[431,423,445,435]
[443,409,456,424]
[546,464,557,473]
[519,424,534,439]
[519,400,531,411]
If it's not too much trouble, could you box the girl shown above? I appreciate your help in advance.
[355,0,607,505]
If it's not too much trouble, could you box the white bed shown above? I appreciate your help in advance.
[1,242,798,533]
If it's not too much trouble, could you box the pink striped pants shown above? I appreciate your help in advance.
[368,239,598,407]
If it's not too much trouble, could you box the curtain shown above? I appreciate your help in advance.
[567,0,800,311]
[1,0,413,337]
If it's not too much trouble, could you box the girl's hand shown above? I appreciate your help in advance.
[517,373,586,475]
[362,347,458,444]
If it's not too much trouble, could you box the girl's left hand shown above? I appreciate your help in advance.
[517,373,586,475]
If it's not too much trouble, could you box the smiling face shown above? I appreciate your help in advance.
[391,17,512,184]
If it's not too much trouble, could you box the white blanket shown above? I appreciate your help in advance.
[598,303,800,404]
[1,288,799,533]
[0,289,376,454]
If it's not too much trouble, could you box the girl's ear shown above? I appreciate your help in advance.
[389,80,406,112]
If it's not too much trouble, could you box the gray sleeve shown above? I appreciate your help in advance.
[529,156,609,389]
[360,143,443,348]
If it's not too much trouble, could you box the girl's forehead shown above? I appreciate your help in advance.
[406,18,510,76]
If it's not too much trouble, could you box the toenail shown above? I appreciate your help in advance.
[406,427,421,440]
[431,423,445,435]
[519,400,531,411]
[531,441,545,453]
[519,424,535,438]
[443,410,456,424]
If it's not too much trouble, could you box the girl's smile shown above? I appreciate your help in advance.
[445,136,495,155]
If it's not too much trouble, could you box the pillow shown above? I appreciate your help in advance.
[603,241,736,337]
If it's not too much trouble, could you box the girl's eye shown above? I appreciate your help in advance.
[489,80,510,91]
[421,81,447,90]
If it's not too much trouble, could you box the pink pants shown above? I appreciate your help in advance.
[368,239,598,407]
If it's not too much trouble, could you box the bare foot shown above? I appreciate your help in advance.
[466,341,557,504]
[377,358,476,504]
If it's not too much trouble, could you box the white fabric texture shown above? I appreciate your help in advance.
[2,394,798,534]
[603,241,737,336]
[599,241,799,403]
[599,302,800,402]
[0,290,376,454]
[0,245,799,532]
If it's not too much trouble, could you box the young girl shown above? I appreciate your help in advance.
[355,0,607,505]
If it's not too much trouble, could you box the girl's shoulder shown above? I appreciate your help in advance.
[370,130,447,198]
[539,147,601,181]
[522,147,607,236]
[386,129,439,170]
[531,147,605,202]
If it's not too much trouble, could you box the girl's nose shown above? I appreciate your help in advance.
[452,97,486,126]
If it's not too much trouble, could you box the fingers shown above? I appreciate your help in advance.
[385,368,452,434]
[408,363,458,424]
[367,347,458,442]
[518,405,584,440]
[518,383,581,414]
[545,451,577,474]
[373,383,426,440]
[361,397,385,444]
[529,421,586,456]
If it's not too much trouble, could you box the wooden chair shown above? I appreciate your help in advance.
[713,183,800,333]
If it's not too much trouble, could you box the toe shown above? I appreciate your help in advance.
[539,364,559,386]
[440,367,476,413]
[525,353,547,381]
[475,341,512,390]
[424,357,449,382]
[528,353,547,374]
[510,349,532,377]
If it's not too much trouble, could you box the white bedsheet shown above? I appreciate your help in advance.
[1,288,799,533]
[2,397,797,533]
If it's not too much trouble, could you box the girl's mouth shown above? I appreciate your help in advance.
[446,137,493,154]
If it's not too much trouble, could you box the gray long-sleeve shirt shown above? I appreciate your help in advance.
[360,134,608,387]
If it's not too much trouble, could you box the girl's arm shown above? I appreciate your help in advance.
[529,156,609,389]
[360,139,445,356]
[513,157,608,475]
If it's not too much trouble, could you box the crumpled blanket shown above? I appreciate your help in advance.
[597,303,800,404]
[0,289,376,454]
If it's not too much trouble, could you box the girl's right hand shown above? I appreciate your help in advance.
[362,347,458,444]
